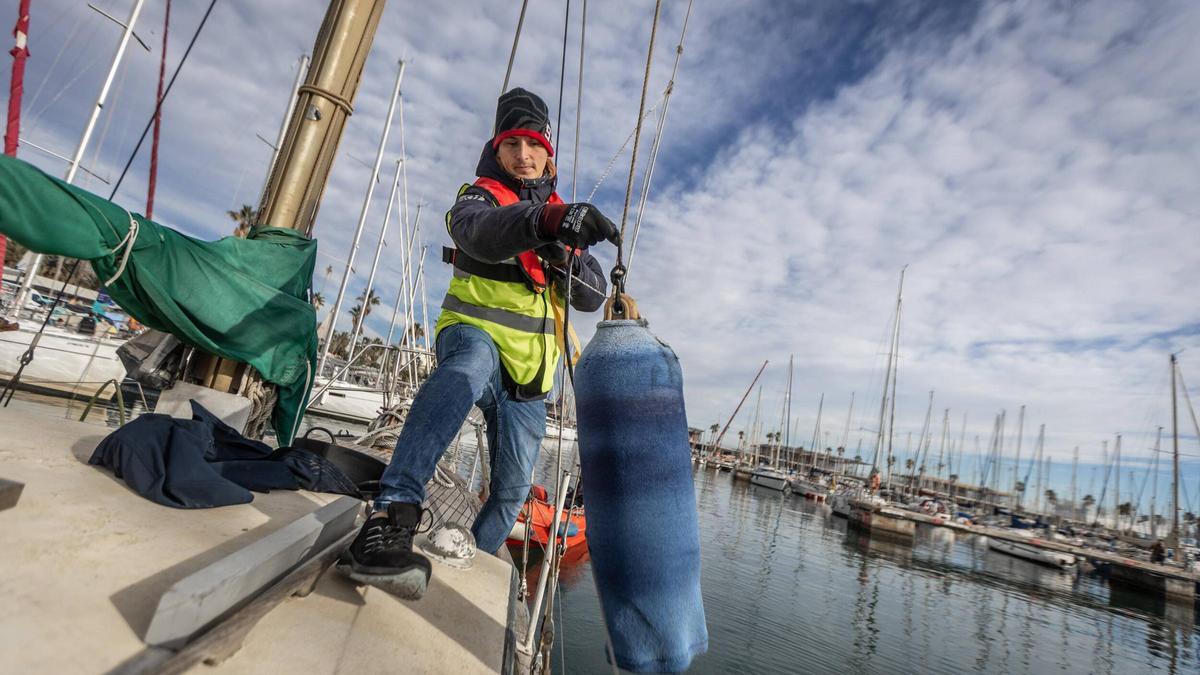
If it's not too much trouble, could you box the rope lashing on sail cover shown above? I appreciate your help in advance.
[608,0,662,319]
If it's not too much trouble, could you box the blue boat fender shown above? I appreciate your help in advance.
[575,317,708,673]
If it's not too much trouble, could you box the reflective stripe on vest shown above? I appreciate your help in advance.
[441,295,554,334]
[435,178,564,395]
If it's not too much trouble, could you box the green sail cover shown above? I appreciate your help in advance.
[0,155,316,444]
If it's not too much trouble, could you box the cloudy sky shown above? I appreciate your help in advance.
[9,0,1200,495]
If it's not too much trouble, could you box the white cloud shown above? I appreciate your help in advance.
[7,0,1200,494]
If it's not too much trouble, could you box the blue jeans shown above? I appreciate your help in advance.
[375,323,547,553]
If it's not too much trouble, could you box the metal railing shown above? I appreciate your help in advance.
[307,343,434,412]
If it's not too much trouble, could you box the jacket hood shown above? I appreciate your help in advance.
[475,142,557,204]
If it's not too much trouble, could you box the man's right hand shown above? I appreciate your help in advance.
[536,202,621,249]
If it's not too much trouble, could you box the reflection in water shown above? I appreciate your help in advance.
[530,451,1198,673]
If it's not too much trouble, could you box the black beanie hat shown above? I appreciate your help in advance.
[492,87,554,156]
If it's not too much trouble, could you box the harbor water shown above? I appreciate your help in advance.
[549,463,1200,674]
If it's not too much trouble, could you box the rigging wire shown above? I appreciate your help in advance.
[583,95,664,203]
[605,0,663,311]
[624,0,693,282]
[614,0,663,266]
[554,0,570,148]
[571,0,587,201]
[107,0,219,201]
[24,10,100,137]
[500,0,529,96]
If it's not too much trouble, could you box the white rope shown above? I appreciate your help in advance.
[102,213,140,286]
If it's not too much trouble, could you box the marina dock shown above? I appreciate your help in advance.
[847,499,1200,604]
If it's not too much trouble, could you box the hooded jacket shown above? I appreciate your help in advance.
[445,143,607,311]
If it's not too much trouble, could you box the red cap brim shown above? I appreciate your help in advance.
[492,129,554,157]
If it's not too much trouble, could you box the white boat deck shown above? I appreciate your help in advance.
[0,403,514,674]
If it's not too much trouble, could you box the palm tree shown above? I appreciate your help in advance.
[1082,494,1096,523]
[228,205,257,238]
[320,264,334,293]
[406,322,425,344]
[329,330,350,358]
[311,292,325,311]
[349,288,381,335]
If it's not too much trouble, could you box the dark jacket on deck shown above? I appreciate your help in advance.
[446,143,607,311]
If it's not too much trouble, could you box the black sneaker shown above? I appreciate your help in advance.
[337,502,432,599]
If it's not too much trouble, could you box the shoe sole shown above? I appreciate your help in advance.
[336,561,430,600]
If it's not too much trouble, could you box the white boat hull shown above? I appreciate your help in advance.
[308,378,387,424]
[793,479,832,502]
[749,469,789,491]
[830,493,851,517]
[987,535,1076,569]
[0,326,126,396]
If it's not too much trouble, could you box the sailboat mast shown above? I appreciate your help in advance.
[956,412,967,489]
[396,92,417,370]
[1114,434,1121,531]
[1151,427,1161,539]
[915,390,933,494]
[1013,405,1025,509]
[937,408,949,484]
[1071,445,1079,522]
[316,58,406,379]
[809,393,823,472]
[873,269,905,472]
[4,0,30,156]
[750,385,763,466]
[145,0,170,219]
[15,0,148,314]
[347,160,403,365]
[257,54,311,207]
[417,217,431,351]
[886,278,903,488]
[1171,353,1180,547]
[1032,424,1044,513]
[785,355,794,457]
[710,360,768,456]
[841,392,855,454]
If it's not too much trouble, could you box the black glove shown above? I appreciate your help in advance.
[536,202,620,249]
[535,242,572,267]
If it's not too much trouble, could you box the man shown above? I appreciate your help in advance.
[339,88,619,599]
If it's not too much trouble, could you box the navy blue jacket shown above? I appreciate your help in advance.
[446,143,607,312]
